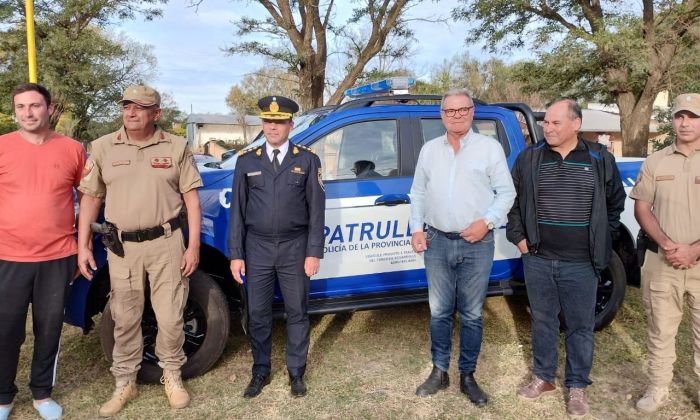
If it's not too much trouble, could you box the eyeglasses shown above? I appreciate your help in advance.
[441,106,473,117]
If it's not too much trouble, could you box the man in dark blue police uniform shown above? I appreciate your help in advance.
[228,96,325,398]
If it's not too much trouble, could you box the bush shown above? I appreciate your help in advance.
[0,113,17,135]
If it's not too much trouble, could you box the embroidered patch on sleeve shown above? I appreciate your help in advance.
[82,159,95,180]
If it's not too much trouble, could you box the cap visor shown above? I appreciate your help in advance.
[260,111,292,120]
[672,107,700,117]
[120,99,158,107]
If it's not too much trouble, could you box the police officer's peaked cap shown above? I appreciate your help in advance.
[258,96,299,120]
[672,93,700,117]
[120,85,161,107]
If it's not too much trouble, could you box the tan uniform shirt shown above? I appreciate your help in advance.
[78,126,202,231]
[630,143,700,244]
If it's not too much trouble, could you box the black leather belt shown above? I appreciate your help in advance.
[121,216,182,243]
[428,226,463,240]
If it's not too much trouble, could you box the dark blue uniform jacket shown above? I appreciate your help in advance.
[228,142,325,260]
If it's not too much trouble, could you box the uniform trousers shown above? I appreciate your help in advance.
[107,229,189,381]
[0,256,75,404]
[245,233,310,377]
[642,250,700,387]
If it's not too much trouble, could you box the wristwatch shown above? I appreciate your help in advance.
[486,220,495,230]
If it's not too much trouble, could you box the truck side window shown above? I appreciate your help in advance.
[310,120,399,181]
[420,119,508,156]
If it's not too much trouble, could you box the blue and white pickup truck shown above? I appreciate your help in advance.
[65,83,644,383]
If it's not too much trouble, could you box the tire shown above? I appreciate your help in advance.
[99,269,230,383]
[593,251,626,331]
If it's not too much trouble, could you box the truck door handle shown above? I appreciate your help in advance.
[375,194,410,206]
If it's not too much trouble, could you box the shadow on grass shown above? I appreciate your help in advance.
[308,312,354,372]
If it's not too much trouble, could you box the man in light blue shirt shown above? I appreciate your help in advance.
[410,88,515,406]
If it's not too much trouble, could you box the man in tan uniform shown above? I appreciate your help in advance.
[77,85,202,416]
[631,93,700,413]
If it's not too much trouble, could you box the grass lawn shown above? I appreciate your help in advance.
[9,287,700,419]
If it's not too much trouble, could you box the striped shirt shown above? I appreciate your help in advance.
[536,141,594,260]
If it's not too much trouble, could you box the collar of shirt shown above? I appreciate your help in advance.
[543,137,587,153]
[113,126,170,148]
[266,140,289,163]
[441,130,473,149]
[667,142,700,156]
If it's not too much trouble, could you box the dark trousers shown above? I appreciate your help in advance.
[245,234,310,377]
[522,254,597,388]
[0,256,75,404]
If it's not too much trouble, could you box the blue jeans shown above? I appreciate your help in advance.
[424,228,494,373]
[522,254,597,388]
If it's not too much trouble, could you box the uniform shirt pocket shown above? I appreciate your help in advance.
[247,172,265,189]
[288,172,306,187]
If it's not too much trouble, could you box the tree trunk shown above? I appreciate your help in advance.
[49,99,65,131]
[297,63,325,111]
[616,91,656,157]
[71,117,91,143]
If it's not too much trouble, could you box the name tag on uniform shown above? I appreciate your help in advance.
[655,175,674,181]
[291,167,305,175]
[112,160,131,167]
[151,157,172,168]
[247,171,262,177]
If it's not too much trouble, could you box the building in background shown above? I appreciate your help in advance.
[186,113,261,157]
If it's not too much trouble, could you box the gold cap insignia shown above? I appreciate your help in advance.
[270,98,280,113]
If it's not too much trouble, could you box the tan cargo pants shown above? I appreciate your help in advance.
[641,249,700,387]
[107,228,189,381]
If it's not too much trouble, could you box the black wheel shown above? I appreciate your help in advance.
[593,251,626,330]
[99,269,230,383]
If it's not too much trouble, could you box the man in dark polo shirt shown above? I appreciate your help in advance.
[506,99,625,418]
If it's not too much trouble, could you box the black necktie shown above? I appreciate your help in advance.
[272,149,280,173]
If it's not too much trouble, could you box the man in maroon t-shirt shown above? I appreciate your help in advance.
[0,83,86,420]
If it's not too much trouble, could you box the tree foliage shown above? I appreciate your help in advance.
[454,0,700,156]
[0,112,16,135]
[0,0,164,141]
[225,68,299,143]
[413,55,546,107]
[218,0,419,110]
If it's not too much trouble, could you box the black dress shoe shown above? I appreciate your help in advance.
[415,366,449,397]
[460,372,487,407]
[243,374,271,398]
[290,376,307,397]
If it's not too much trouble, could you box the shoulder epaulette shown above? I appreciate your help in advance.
[293,143,316,155]
[239,146,262,157]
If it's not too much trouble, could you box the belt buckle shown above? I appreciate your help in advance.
[163,222,172,238]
